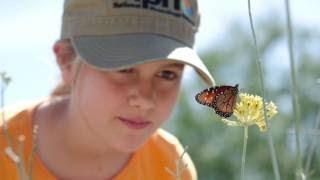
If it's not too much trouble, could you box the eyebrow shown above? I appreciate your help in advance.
[162,62,185,69]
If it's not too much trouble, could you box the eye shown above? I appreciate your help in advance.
[157,70,178,80]
[118,68,134,73]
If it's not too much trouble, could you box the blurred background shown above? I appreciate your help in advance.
[1,0,320,179]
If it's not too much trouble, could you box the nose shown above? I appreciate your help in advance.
[128,79,156,111]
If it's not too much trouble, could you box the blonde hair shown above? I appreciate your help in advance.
[50,39,82,97]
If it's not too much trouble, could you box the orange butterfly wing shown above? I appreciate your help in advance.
[195,87,218,107]
[195,84,239,118]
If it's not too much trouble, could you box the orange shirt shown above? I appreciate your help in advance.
[0,102,197,179]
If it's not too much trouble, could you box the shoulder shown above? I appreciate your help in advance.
[0,100,42,148]
[146,129,183,160]
[0,100,38,131]
[0,103,31,130]
[146,129,198,179]
[0,101,38,176]
[0,97,51,130]
[152,128,181,147]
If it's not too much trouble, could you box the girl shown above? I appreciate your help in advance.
[0,0,214,179]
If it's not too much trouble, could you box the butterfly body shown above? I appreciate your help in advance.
[195,84,239,118]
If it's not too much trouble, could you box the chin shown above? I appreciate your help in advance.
[116,137,149,153]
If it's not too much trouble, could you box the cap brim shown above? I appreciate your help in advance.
[72,34,215,86]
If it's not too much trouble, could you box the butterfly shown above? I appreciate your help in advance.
[195,84,239,118]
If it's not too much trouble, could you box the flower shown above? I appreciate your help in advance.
[221,93,278,132]
[0,72,11,86]
[1,72,12,92]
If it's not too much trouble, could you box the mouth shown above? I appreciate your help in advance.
[118,117,151,130]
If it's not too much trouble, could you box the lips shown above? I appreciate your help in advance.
[118,117,151,130]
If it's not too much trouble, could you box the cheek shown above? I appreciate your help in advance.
[74,69,126,121]
[155,87,180,121]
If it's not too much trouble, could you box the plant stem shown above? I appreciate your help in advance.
[304,110,320,177]
[241,126,248,180]
[28,125,39,180]
[284,0,303,179]
[1,83,13,148]
[17,136,28,180]
[247,1,281,180]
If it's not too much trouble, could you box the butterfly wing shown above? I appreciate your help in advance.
[195,87,218,107]
[195,84,239,118]
[212,85,238,118]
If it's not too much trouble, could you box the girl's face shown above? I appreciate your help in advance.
[70,59,184,153]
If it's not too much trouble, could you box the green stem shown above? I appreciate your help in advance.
[304,110,320,177]
[241,126,248,180]
[284,0,303,179]
[247,1,281,180]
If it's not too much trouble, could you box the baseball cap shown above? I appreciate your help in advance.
[61,0,215,86]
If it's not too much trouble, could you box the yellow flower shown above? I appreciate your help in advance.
[221,93,278,132]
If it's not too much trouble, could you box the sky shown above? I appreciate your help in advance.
[1,0,319,106]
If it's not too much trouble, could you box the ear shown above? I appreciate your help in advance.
[53,39,76,85]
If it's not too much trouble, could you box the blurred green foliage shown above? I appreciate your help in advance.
[164,14,320,180]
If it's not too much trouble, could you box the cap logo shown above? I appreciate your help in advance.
[113,0,195,25]
[181,0,193,19]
